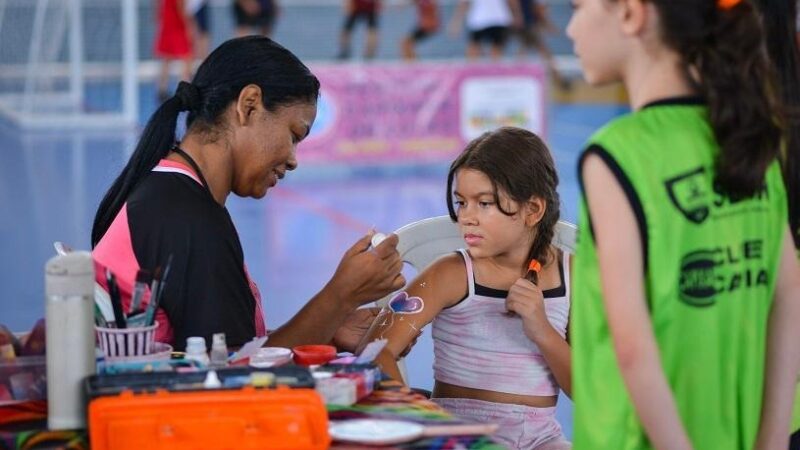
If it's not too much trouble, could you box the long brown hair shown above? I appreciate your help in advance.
[632,0,782,199]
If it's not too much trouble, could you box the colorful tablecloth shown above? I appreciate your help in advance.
[0,402,86,450]
[329,381,504,449]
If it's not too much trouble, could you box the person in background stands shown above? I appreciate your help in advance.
[515,0,570,89]
[337,0,381,60]
[155,0,194,103]
[187,0,211,60]
[233,0,279,38]
[448,0,522,60]
[401,0,440,60]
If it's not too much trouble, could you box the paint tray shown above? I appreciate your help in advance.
[87,367,329,450]
[85,366,314,398]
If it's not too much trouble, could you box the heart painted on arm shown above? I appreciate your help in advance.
[388,291,425,314]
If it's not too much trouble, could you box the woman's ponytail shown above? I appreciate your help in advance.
[91,95,184,246]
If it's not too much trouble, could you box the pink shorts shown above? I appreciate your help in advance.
[432,397,571,450]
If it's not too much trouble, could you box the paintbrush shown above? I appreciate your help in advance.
[129,269,151,315]
[105,270,126,329]
[145,254,173,327]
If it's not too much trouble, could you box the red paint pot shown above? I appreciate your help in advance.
[292,345,337,366]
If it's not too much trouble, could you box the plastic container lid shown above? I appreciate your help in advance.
[211,333,226,349]
[45,252,94,297]
[249,347,292,368]
[292,345,337,366]
[186,337,207,355]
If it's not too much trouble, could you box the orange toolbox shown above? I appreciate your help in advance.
[87,369,330,450]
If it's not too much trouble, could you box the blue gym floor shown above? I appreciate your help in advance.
[0,79,626,438]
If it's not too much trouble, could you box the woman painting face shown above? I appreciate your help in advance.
[231,98,317,199]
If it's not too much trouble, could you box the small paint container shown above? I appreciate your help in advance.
[334,372,374,400]
[292,345,337,366]
[249,347,292,368]
[315,377,357,406]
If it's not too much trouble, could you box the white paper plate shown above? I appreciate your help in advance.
[329,419,424,445]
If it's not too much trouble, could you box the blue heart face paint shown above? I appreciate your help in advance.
[388,291,425,314]
[372,291,425,341]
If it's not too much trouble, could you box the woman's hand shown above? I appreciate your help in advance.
[327,232,405,309]
[505,278,552,343]
[332,307,380,352]
[268,232,403,349]
[332,307,420,354]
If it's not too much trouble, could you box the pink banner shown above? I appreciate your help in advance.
[300,62,547,165]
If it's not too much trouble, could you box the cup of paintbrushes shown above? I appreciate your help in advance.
[95,321,159,360]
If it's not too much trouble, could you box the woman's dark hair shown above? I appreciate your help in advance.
[91,36,320,247]
[446,127,561,274]
[754,0,800,248]
[642,0,782,200]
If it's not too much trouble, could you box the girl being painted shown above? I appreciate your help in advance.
[359,127,572,450]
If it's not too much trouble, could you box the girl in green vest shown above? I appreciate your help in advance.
[566,0,800,449]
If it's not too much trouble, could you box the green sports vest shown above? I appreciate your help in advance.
[572,100,788,450]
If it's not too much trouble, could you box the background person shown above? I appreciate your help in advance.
[337,0,381,60]
[154,0,193,102]
[233,0,279,38]
[401,0,440,60]
[448,0,522,60]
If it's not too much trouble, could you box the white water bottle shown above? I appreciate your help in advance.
[45,252,96,430]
